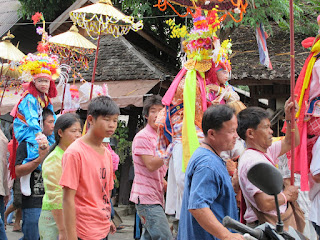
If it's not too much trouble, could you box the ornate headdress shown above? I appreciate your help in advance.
[211,38,232,72]
[167,8,232,73]
[183,8,220,72]
[19,53,60,82]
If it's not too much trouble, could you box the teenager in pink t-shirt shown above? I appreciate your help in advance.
[129,95,172,239]
[60,96,120,240]
[237,102,300,230]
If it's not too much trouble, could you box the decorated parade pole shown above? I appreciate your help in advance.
[0,59,6,111]
[90,28,101,100]
[289,0,296,185]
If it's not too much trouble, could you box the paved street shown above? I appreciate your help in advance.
[6,214,135,240]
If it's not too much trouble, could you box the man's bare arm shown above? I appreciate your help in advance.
[280,98,300,157]
[15,146,48,177]
[189,208,244,240]
[254,185,299,212]
[140,155,164,172]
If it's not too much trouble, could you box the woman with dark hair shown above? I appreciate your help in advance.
[38,113,82,240]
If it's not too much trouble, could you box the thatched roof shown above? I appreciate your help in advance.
[230,24,310,84]
[0,0,21,38]
[79,34,178,82]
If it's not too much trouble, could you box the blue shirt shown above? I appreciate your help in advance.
[177,147,238,240]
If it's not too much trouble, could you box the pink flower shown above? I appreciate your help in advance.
[36,27,44,35]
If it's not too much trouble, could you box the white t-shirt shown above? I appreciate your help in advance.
[308,137,320,226]
[238,141,287,223]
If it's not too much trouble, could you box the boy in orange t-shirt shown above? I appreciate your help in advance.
[60,96,120,240]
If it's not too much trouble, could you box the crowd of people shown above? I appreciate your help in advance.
[0,57,319,240]
[0,52,312,240]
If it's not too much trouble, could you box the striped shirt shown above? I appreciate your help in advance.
[130,124,167,206]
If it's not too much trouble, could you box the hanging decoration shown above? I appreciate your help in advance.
[49,24,97,71]
[154,0,247,23]
[70,0,143,40]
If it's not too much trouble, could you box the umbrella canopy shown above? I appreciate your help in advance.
[0,40,25,62]
[49,24,96,54]
[0,32,25,62]
[0,63,21,79]
[69,0,143,39]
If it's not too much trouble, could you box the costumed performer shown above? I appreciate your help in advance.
[295,14,320,236]
[287,15,320,192]
[156,8,238,227]
[206,39,240,105]
[11,53,60,196]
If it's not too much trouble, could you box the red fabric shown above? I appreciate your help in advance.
[283,51,314,179]
[48,80,57,98]
[27,82,40,98]
[301,37,316,49]
[282,42,317,190]
[240,192,246,224]
[8,138,18,180]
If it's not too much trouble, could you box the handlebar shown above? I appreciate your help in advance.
[223,216,266,240]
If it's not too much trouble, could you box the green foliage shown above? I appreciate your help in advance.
[118,0,187,51]
[18,0,76,21]
[118,0,320,48]
[113,120,131,165]
[235,85,249,92]
[112,120,131,189]
[223,0,320,36]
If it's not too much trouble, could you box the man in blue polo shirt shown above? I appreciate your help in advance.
[177,105,244,240]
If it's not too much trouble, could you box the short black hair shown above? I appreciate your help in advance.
[202,105,235,136]
[143,95,163,117]
[88,96,120,119]
[237,107,270,140]
[54,113,81,145]
[42,108,54,121]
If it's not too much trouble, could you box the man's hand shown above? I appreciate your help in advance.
[283,185,299,202]
[110,221,116,235]
[35,144,50,164]
[163,178,167,192]
[284,96,299,120]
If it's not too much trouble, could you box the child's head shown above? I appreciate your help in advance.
[206,64,230,86]
[54,113,82,149]
[143,95,163,130]
[20,53,59,98]
[216,69,229,85]
[87,96,120,138]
